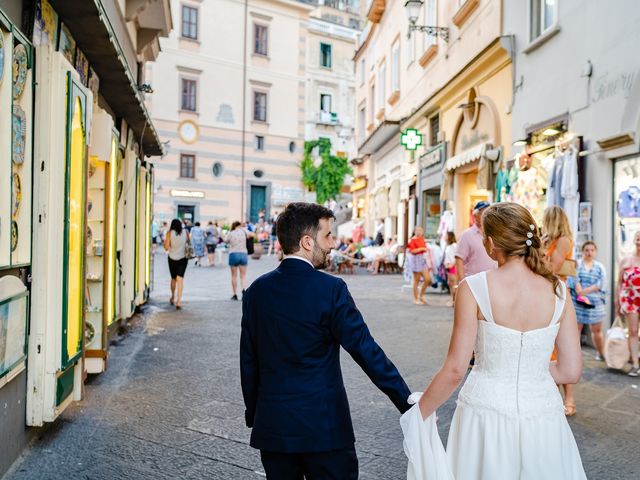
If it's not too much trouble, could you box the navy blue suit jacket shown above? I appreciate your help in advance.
[240,258,411,453]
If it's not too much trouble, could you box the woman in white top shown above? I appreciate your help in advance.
[164,218,190,309]
[226,221,255,301]
[402,202,586,479]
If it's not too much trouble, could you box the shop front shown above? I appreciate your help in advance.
[613,155,640,275]
[418,143,445,242]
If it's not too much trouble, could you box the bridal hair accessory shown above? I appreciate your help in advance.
[526,225,535,248]
[526,239,533,247]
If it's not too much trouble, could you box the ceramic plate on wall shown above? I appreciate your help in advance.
[12,105,26,165]
[88,160,96,178]
[11,220,18,252]
[12,173,21,218]
[87,226,93,250]
[87,196,93,214]
[0,33,4,85]
[12,43,27,100]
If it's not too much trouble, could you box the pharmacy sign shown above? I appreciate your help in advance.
[400,129,423,151]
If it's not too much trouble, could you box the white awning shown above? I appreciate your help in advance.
[444,143,488,171]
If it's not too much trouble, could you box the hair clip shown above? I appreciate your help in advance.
[527,232,533,238]
[529,224,535,231]
[526,239,533,247]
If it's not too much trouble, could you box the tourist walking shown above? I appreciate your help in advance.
[455,201,497,279]
[205,221,219,267]
[226,221,254,300]
[403,202,586,479]
[407,226,431,305]
[543,205,578,416]
[569,241,606,360]
[443,231,458,307]
[615,230,640,376]
[164,218,190,309]
[190,221,206,266]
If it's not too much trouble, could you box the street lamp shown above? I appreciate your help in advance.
[404,0,449,43]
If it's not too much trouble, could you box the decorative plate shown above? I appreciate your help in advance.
[12,173,21,218]
[88,160,96,178]
[11,220,18,252]
[87,226,93,251]
[12,105,26,165]
[87,196,93,214]
[12,43,27,100]
[0,33,4,85]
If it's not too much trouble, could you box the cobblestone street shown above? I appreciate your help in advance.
[6,253,640,479]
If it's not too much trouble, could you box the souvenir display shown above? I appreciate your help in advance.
[58,23,76,65]
[33,0,59,48]
[88,160,96,178]
[88,67,99,103]
[85,321,95,344]
[12,173,21,218]
[12,43,28,100]
[11,221,17,252]
[86,226,93,251]
[0,32,4,85]
[12,105,26,165]
[74,49,89,86]
[87,197,93,214]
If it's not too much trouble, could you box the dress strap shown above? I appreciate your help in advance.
[549,281,567,326]
[464,272,495,323]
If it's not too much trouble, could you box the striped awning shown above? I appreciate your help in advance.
[444,143,488,171]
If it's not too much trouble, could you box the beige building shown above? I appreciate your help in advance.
[149,0,313,224]
[355,0,511,242]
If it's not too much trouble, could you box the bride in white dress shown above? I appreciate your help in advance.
[402,203,587,479]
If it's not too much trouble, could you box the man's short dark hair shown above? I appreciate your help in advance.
[277,203,335,255]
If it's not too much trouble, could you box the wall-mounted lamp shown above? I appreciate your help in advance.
[405,0,449,43]
[137,83,154,94]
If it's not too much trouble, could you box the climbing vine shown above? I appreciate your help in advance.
[300,138,352,204]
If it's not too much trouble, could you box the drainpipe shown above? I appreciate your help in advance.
[240,0,248,221]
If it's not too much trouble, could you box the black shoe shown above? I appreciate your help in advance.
[231,294,238,301]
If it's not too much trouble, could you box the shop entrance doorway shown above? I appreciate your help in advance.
[177,205,195,223]
[250,185,266,223]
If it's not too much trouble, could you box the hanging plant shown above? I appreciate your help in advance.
[300,138,351,204]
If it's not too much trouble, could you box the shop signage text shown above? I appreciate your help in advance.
[170,189,205,198]
[592,71,636,104]
[460,130,489,150]
[420,144,444,170]
[350,177,367,192]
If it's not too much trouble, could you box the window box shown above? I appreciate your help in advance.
[419,44,438,68]
[452,0,479,28]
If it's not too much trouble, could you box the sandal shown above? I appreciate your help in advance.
[169,297,174,305]
[628,367,640,377]
[564,404,576,417]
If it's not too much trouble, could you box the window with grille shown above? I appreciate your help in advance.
[181,79,197,111]
[254,24,268,55]
[320,43,332,68]
[180,154,195,178]
[430,114,440,146]
[181,6,198,39]
[254,91,267,122]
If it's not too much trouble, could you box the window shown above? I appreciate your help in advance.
[289,141,296,153]
[320,43,332,68]
[378,64,386,110]
[253,91,267,122]
[181,5,198,40]
[406,31,416,65]
[180,154,195,178]
[360,58,365,85]
[530,0,557,40]
[424,0,437,49]
[320,94,332,112]
[391,41,400,93]
[212,162,224,177]
[181,79,197,111]
[370,84,375,124]
[255,135,265,151]
[430,114,440,146]
[359,106,366,140]
[254,24,268,55]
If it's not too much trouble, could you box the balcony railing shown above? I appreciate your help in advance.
[317,111,340,125]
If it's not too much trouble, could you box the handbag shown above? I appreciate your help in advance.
[245,231,255,255]
[185,240,195,259]
[604,317,630,370]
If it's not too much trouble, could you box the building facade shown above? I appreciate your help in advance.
[355,0,510,244]
[0,0,170,475]
[150,0,312,225]
[504,0,640,323]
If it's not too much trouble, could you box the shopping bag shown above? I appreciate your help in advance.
[604,317,630,370]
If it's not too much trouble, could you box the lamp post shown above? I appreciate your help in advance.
[404,0,449,43]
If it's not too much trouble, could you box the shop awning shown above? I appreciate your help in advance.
[388,180,400,215]
[359,120,401,155]
[49,0,167,156]
[444,143,488,171]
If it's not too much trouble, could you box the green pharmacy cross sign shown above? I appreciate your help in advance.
[401,128,423,151]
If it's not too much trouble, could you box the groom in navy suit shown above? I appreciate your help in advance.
[241,202,412,479]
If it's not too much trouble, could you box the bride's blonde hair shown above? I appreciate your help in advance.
[482,203,560,295]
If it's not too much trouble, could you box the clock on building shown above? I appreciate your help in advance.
[178,120,199,144]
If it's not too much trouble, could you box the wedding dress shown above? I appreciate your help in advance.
[401,272,587,479]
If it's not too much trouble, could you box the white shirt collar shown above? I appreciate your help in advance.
[284,255,315,268]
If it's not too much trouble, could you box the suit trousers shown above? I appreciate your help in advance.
[260,447,358,480]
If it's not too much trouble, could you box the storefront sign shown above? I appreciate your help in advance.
[592,71,636,104]
[170,189,204,198]
[459,130,489,150]
[420,144,445,170]
[350,177,367,192]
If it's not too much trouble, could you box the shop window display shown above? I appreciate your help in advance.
[614,157,640,278]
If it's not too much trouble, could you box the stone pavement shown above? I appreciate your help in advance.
[5,253,640,479]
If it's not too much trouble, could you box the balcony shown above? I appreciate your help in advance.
[317,111,340,125]
[367,0,385,23]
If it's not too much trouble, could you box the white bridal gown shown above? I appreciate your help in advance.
[401,272,587,480]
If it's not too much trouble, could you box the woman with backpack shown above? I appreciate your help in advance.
[225,221,255,301]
